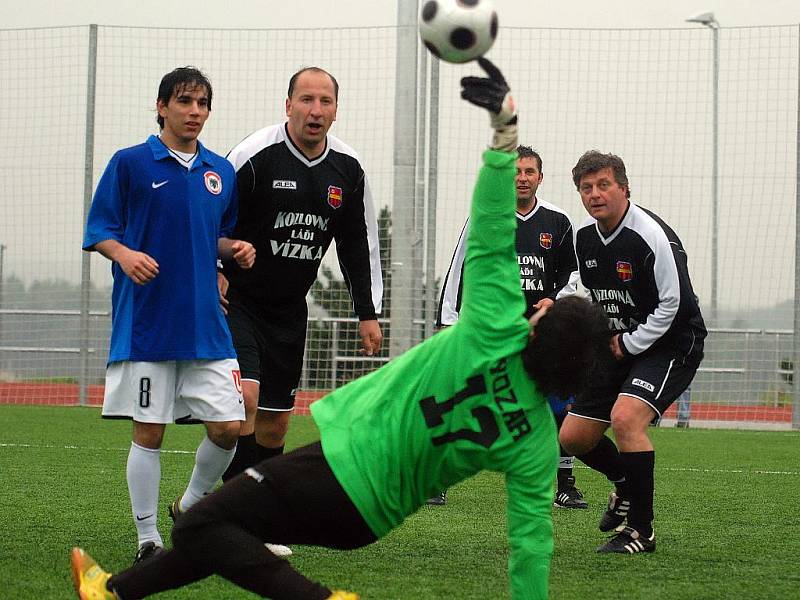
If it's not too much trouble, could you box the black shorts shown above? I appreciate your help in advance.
[226,299,306,411]
[181,442,377,549]
[571,346,700,423]
[110,443,378,600]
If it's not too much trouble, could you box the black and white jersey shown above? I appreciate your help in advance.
[437,199,578,326]
[222,123,382,320]
[560,202,706,359]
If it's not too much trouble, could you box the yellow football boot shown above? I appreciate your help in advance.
[327,591,360,600]
[70,547,116,600]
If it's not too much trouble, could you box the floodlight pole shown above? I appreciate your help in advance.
[390,0,421,357]
[79,24,98,406]
[687,12,720,323]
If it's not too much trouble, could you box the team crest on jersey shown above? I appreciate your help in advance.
[204,171,222,195]
[616,261,633,282]
[327,185,343,209]
[231,369,242,394]
[539,232,553,249]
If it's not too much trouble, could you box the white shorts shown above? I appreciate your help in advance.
[102,359,245,424]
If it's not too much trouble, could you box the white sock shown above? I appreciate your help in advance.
[127,442,163,547]
[180,437,236,510]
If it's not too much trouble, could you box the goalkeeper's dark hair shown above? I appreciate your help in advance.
[572,150,631,199]
[516,145,542,173]
[521,296,611,398]
[156,66,212,129]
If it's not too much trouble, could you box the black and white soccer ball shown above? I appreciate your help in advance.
[418,0,499,64]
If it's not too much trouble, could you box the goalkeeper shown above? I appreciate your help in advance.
[71,59,609,600]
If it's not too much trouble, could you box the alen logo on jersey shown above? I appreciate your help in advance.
[273,180,297,189]
[327,185,343,209]
[632,378,655,392]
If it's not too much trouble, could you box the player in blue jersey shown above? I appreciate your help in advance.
[82,66,256,565]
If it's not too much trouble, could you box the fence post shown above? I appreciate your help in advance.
[329,320,339,389]
[794,23,800,430]
[79,24,98,406]
[423,57,440,340]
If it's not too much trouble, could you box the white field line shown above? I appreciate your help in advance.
[0,442,194,455]
[0,442,798,475]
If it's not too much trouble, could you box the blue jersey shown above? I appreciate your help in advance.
[83,135,238,363]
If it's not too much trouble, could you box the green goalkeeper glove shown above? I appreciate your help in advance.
[460,57,518,152]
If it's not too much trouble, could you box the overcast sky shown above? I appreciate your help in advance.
[3,0,800,29]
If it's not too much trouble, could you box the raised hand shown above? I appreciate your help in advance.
[460,58,518,152]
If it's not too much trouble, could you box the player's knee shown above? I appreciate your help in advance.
[255,412,289,445]
[559,434,591,456]
[206,421,241,449]
[610,412,645,444]
[558,423,595,455]
[132,422,165,449]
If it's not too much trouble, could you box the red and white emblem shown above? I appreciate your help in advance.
[327,185,343,209]
[539,232,553,249]
[231,369,242,394]
[616,261,633,282]
[204,170,222,195]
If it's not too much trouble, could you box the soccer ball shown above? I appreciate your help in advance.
[418,0,499,64]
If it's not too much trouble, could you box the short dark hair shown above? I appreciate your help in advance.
[521,296,611,398]
[287,67,339,101]
[572,150,630,199]
[156,66,212,129]
[516,145,542,173]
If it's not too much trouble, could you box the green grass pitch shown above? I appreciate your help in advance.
[1,405,798,599]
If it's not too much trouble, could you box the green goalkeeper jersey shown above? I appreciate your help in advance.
[311,149,558,600]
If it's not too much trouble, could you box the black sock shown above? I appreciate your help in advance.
[577,435,628,495]
[619,450,655,537]
[255,443,284,464]
[222,433,257,482]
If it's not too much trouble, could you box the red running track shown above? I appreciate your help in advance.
[0,382,791,422]
[0,382,324,416]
